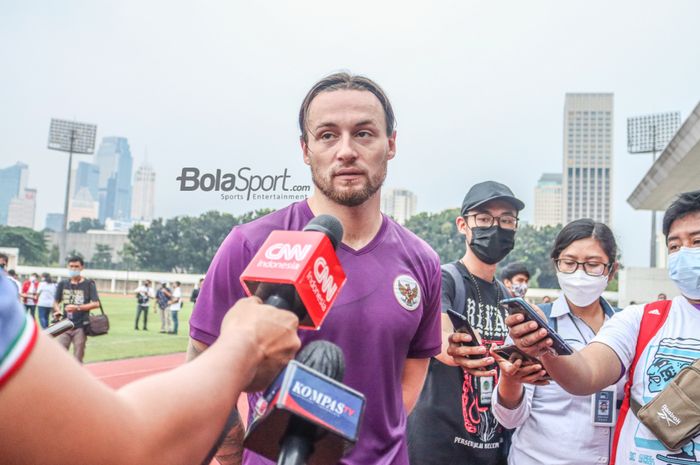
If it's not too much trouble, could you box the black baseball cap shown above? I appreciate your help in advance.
[461,181,525,216]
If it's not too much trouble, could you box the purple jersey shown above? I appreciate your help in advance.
[190,200,442,465]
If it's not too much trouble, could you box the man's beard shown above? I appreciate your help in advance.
[311,161,387,207]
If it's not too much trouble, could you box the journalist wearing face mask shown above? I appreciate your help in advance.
[408,180,524,465]
[491,219,624,465]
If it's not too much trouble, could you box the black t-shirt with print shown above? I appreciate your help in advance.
[55,278,99,328]
[407,260,510,465]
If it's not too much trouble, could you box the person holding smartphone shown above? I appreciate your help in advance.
[491,219,623,465]
[408,181,524,465]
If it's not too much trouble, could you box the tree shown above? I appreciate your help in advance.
[126,209,273,273]
[68,218,104,233]
[0,226,49,265]
[91,243,114,269]
[498,224,562,288]
[404,208,464,263]
[404,210,566,289]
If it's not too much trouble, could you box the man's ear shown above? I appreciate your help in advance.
[387,130,397,160]
[301,136,311,165]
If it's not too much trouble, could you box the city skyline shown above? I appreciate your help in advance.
[1,1,699,267]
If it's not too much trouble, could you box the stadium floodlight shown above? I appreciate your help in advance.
[627,112,681,268]
[627,112,681,155]
[47,118,98,264]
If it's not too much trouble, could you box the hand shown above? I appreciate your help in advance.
[220,297,301,392]
[52,311,63,321]
[505,313,554,358]
[64,304,78,312]
[491,344,549,386]
[446,332,496,377]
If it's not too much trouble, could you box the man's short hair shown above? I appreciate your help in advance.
[663,190,700,241]
[500,262,530,282]
[8,269,17,277]
[67,255,84,266]
[0,253,8,262]
[298,72,396,143]
[174,281,181,286]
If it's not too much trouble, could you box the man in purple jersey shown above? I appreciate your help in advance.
[188,72,442,465]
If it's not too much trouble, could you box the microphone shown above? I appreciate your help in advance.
[240,215,347,329]
[244,341,366,465]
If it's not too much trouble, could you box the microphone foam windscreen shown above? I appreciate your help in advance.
[295,340,345,382]
[303,215,344,250]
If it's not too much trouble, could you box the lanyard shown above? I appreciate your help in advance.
[567,313,596,345]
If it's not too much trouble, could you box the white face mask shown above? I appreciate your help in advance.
[668,247,700,300]
[557,270,608,307]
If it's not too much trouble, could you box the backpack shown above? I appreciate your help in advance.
[442,262,510,315]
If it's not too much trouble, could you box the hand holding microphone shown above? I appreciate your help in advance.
[220,296,302,392]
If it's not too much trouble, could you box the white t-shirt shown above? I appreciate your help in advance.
[169,287,182,311]
[593,296,700,464]
[36,282,57,307]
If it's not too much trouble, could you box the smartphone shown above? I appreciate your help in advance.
[446,309,485,359]
[492,344,539,365]
[492,344,552,380]
[499,297,574,356]
[44,318,74,338]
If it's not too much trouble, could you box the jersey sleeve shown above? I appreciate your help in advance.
[407,255,443,359]
[0,275,38,390]
[591,304,644,371]
[189,227,255,346]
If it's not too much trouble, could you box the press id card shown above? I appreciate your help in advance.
[479,376,494,406]
[591,389,617,426]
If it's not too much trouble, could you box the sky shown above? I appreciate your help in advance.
[0,0,698,267]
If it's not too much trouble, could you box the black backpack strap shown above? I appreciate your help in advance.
[442,263,466,315]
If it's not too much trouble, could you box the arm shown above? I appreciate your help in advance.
[0,297,300,465]
[506,313,623,395]
[187,337,246,465]
[401,358,429,414]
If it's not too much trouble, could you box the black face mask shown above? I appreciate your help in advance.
[469,227,515,265]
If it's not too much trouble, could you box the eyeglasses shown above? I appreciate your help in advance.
[464,213,519,230]
[554,259,610,277]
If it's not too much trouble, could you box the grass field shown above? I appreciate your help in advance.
[71,294,195,363]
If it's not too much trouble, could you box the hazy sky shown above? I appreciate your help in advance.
[1,0,698,267]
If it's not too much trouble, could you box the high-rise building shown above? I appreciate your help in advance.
[0,162,28,225]
[68,188,100,223]
[131,162,156,221]
[96,136,133,222]
[381,188,417,224]
[562,93,614,225]
[534,173,563,228]
[72,161,100,201]
[45,213,65,232]
[7,188,37,229]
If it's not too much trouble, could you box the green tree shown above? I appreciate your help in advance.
[499,224,562,288]
[404,208,464,263]
[91,243,114,269]
[404,210,566,289]
[68,218,104,233]
[0,226,49,265]
[126,209,273,273]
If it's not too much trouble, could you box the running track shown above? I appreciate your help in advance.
[86,352,250,464]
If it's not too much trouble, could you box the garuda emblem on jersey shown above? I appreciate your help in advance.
[393,275,421,311]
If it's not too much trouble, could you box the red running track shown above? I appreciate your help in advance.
[86,352,250,464]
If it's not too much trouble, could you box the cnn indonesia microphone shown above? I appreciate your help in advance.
[239,215,347,329]
[244,340,366,465]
